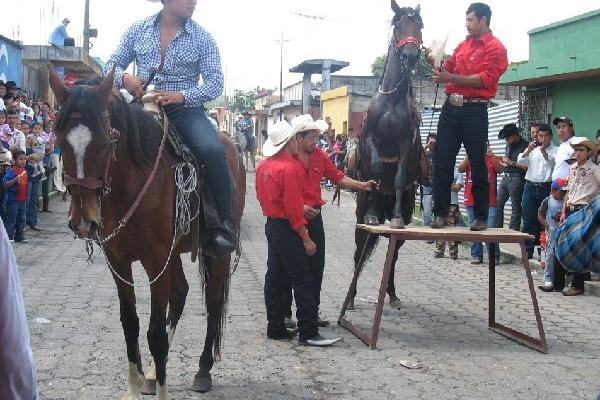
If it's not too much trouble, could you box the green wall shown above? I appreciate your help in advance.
[551,76,600,140]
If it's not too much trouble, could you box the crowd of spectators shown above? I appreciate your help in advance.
[420,117,600,296]
[0,79,63,244]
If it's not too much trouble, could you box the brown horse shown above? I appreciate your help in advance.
[348,2,424,309]
[49,67,245,399]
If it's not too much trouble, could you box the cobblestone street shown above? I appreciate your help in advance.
[15,173,600,399]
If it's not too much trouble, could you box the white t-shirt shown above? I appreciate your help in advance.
[0,220,38,399]
[552,137,576,180]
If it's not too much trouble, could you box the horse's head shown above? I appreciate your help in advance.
[48,66,116,239]
[390,1,423,70]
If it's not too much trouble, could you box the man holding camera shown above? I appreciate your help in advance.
[517,124,558,258]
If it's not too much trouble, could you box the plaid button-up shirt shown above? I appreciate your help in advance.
[104,12,223,108]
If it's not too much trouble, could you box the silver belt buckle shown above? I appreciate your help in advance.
[449,93,464,107]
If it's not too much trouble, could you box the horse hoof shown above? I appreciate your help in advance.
[390,218,405,229]
[140,379,156,395]
[389,297,402,309]
[191,373,212,393]
[365,215,379,226]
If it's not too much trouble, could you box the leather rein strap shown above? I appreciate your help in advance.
[395,36,421,49]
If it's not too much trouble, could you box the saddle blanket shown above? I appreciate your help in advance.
[555,193,600,274]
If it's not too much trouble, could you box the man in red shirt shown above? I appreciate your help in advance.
[281,114,376,328]
[256,120,341,347]
[429,2,508,231]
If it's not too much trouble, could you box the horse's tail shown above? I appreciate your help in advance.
[353,190,380,278]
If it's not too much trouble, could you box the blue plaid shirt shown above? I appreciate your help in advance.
[104,12,223,108]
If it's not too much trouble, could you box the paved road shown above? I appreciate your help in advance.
[15,173,600,399]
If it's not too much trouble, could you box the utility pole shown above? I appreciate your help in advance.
[275,32,290,121]
[83,0,90,52]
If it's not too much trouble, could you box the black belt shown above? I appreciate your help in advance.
[504,172,525,177]
[525,180,551,187]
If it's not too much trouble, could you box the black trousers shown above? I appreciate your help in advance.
[164,104,233,221]
[264,218,318,340]
[433,100,489,221]
[283,213,326,316]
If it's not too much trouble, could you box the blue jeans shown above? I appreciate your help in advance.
[466,206,499,261]
[164,105,233,221]
[5,200,26,240]
[543,227,556,284]
[26,179,40,227]
[421,186,433,226]
[522,182,551,256]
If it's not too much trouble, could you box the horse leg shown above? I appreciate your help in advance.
[390,155,408,229]
[387,240,404,309]
[142,256,188,396]
[364,135,382,225]
[192,255,229,393]
[112,262,145,400]
[349,229,380,310]
[145,268,170,400]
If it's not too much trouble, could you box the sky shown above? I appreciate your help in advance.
[3,0,600,95]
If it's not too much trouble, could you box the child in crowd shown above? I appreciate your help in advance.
[3,150,28,242]
[26,123,47,180]
[0,123,12,150]
[537,178,568,292]
[434,167,464,259]
[0,147,11,221]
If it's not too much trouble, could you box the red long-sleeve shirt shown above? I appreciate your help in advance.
[256,151,308,235]
[296,148,345,207]
[443,31,508,99]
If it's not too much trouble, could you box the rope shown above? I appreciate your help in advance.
[427,83,440,134]
[174,162,198,236]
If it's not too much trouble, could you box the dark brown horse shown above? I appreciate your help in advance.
[349,2,424,309]
[49,67,245,399]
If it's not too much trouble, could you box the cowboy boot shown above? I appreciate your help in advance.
[42,196,52,212]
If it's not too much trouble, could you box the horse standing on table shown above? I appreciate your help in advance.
[349,1,425,309]
[49,67,245,399]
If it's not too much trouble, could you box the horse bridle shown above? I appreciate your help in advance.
[62,111,121,198]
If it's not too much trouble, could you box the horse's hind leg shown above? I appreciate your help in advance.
[142,256,188,395]
[112,262,145,400]
[192,255,229,393]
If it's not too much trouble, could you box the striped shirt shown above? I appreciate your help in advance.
[104,12,224,108]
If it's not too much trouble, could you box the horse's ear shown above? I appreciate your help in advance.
[391,0,401,14]
[95,67,115,109]
[415,4,421,14]
[48,64,67,105]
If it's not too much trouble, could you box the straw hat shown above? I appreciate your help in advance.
[290,114,329,136]
[570,136,597,154]
[0,149,11,166]
[262,120,293,157]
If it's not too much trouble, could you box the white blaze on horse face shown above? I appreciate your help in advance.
[66,124,93,179]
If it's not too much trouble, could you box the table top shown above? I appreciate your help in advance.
[356,224,534,243]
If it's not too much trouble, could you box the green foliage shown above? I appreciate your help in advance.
[371,52,441,80]
[230,89,256,113]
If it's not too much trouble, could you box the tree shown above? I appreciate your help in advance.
[371,55,387,79]
[230,89,256,112]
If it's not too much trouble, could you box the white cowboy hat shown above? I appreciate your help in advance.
[263,120,293,157]
[570,136,597,154]
[290,114,329,136]
[0,149,12,166]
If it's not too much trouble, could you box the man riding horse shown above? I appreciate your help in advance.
[104,0,235,257]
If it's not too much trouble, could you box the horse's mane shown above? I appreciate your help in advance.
[56,80,162,167]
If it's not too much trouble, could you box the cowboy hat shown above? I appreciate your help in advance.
[262,120,293,157]
[0,149,12,166]
[498,123,520,140]
[570,136,597,154]
[553,116,573,127]
[291,114,329,136]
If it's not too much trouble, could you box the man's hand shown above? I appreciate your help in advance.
[432,69,452,84]
[362,180,378,192]
[122,74,145,98]
[526,141,537,152]
[559,212,566,224]
[303,239,317,256]
[153,90,185,106]
[303,205,319,220]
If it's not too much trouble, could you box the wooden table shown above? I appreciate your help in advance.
[338,224,548,353]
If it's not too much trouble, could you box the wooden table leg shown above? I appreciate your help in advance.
[338,234,397,349]
[488,240,548,353]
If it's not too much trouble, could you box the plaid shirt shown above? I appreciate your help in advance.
[104,12,223,108]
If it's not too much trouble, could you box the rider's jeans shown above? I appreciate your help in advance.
[164,104,232,221]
